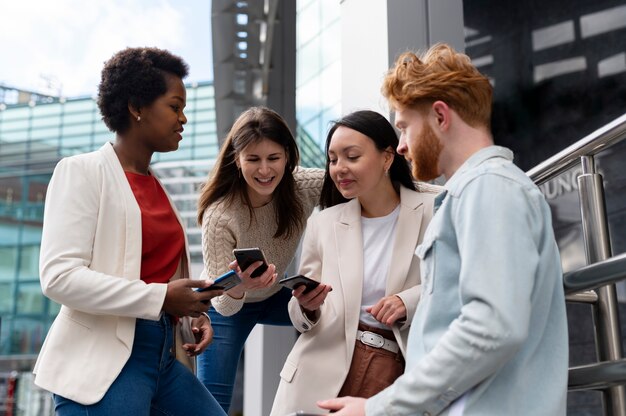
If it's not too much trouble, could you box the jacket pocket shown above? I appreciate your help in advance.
[59,309,94,331]
[415,235,436,294]
[279,360,297,383]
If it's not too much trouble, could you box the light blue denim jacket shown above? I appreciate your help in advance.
[367,146,568,415]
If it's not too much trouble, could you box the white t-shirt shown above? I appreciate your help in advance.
[359,204,400,329]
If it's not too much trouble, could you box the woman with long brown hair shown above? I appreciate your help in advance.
[196,106,324,412]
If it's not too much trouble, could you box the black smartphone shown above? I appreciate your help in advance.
[278,274,320,294]
[196,270,241,292]
[233,248,268,278]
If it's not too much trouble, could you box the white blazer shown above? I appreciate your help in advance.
[271,185,439,415]
[33,143,192,405]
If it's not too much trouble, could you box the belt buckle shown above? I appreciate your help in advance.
[359,330,384,348]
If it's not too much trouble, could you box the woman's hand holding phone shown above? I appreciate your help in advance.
[163,279,224,318]
[293,282,332,317]
[226,260,277,299]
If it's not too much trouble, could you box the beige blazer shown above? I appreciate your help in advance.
[271,185,439,415]
[33,143,192,405]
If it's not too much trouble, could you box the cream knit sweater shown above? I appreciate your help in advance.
[201,167,324,316]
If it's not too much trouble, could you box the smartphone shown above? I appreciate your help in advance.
[278,274,320,294]
[233,248,268,278]
[196,270,242,292]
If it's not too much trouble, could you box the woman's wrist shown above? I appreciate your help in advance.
[201,311,211,323]
[302,306,319,321]
[227,287,245,299]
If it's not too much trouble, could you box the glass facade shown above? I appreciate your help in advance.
[296,0,342,149]
[463,0,626,171]
[0,81,218,361]
[462,0,626,284]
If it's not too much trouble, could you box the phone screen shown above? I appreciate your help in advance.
[278,275,320,294]
[233,248,268,278]
[196,270,241,292]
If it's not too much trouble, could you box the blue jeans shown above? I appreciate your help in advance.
[53,314,226,416]
[197,287,293,413]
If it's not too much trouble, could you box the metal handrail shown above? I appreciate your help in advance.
[526,112,626,415]
[564,253,626,295]
[527,113,626,185]
[569,359,626,392]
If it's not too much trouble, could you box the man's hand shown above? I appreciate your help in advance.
[317,397,366,415]
[366,295,406,326]
[182,314,213,356]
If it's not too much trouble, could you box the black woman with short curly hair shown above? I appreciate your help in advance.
[34,47,227,416]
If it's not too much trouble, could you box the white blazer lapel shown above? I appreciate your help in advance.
[100,143,142,280]
[100,143,143,351]
[334,199,364,358]
[385,186,425,295]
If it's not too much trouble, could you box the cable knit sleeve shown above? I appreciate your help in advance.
[201,202,247,316]
[294,167,325,211]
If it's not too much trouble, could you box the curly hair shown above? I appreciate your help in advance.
[382,43,493,128]
[97,47,189,133]
[197,106,304,239]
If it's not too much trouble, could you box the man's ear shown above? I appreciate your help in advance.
[431,101,451,132]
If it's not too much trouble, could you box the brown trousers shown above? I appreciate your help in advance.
[338,322,405,398]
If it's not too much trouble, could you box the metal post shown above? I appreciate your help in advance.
[577,155,626,415]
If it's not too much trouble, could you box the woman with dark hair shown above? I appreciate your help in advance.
[34,47,226,415]
[271,110,441,415]
[196,106,324,412]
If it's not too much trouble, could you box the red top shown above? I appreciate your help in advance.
[125,172,185,284]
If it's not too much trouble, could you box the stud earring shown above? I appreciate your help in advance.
[136,115,141,122]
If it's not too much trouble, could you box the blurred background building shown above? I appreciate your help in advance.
[1,0,625,415]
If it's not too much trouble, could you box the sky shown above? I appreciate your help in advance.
[0,0,213,98]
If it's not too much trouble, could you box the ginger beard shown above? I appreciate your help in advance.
[408,122,443,182]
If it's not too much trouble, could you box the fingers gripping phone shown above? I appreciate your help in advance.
[233,248,268,278]
[278,274,320,294]
[196,270,242,292]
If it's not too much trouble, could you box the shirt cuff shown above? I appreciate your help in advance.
[211,292,247,316]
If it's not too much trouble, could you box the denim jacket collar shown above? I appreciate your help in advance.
[444,145,513,195]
